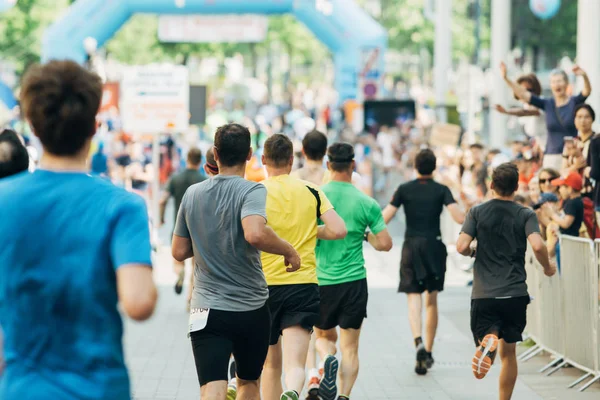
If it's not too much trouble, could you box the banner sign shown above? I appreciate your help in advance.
[120,65,189,134]
[158,15,268,43]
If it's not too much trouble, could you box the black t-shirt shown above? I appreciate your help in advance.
[461,200,540,299]
[560,197,584,236]
[390,178,456,238]
[167,168,206,217]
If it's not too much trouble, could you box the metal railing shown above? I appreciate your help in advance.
[519,235,600,391]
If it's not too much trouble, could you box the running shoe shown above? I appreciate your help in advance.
[319,355,339,400]
[415,343,428,375]
[306,373,320,398]
[280,390,299,400]
[226,379,237,400]
[425,351,434,369]
[174,270,184,295]
[472,333,499,379]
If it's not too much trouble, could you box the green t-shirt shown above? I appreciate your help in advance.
[316,181,387,285]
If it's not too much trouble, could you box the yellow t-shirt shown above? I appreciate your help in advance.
[261,174,333,285]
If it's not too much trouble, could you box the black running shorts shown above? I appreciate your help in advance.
[316,278,368,330]
[470,296,530,346]
[190,303,270,385]
[399,237,447,293]
[267,284,320,345]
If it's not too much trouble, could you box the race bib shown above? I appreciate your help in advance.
[188,307,210,337]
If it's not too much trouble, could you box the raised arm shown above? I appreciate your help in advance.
[500,62,532,104]
[573,65,591,97]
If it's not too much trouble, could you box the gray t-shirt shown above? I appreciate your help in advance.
[461,199,540,299]
[174,175,268,312]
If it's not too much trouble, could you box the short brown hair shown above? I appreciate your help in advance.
[492,163,519,197]
[187,147,202,166]
[327,142,354,172]
[214,123,251,167]
[516,73,542,97]
[21,61,102,156]
[264,134,293,168]
[302,130,328,161]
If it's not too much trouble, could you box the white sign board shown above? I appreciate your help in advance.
[158,15,268,43]
[120,65,189,134]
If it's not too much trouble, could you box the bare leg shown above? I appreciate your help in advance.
[406,293,423,340]
[261,341,283,400]
[315,328,338,360]
[306,333,317,369]
[498,341,518,400]
[201,381,228,400]
[339,328,361,397]
[282,326,312,394]
[424,291,438,352]
[237,378,261,400]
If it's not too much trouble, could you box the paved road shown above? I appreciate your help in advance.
[125,244,600,400]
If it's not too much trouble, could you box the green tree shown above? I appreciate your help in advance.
[0,0,70,74]
[511,0,577,69]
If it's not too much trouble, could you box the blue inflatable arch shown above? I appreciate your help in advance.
[42,0,387,102]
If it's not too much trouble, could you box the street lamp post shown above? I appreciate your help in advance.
[489,0,510,148]
[433,0,451,124]
[577,0,600,131]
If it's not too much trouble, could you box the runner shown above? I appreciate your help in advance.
[160,147,205,306]
[171,123,301,400]
[312,143,393,400]
[0,128,30,378]
[0,128,29,178]
[0,60,157,399]
[259,133,347,400]
[382,148,466,375]
[456,162,556,400]
[291,130,359,397]
[292,129,361,187]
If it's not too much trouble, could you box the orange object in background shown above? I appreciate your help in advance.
[245,155,266,182]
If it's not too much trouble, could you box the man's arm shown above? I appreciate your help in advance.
[117,265,158,321]
[528,232,556,277]
[242,215,300,271]
[382,204,398,224]
[111,195,157,321]
[456,233,475,256]
[317,209,347,240]
[172,235,193,262]
[366,229,393,252]
[446,203,465,225]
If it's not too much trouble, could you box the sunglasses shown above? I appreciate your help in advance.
[539,178,556,184]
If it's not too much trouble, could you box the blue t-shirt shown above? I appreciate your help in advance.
[0,170,152,400]
[529,93,588,154]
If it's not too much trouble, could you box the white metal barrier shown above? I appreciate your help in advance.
[521,235,600,391]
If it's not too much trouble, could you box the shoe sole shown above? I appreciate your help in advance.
[472,334,498,379]
[307,387,319,397]
[280,390,298,400]
[415,347,428,375]
[319,356,338,400]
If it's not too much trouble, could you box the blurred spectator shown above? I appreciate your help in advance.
[495,73,547,151]
[501,63,591,171]
[0,129,29,178]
